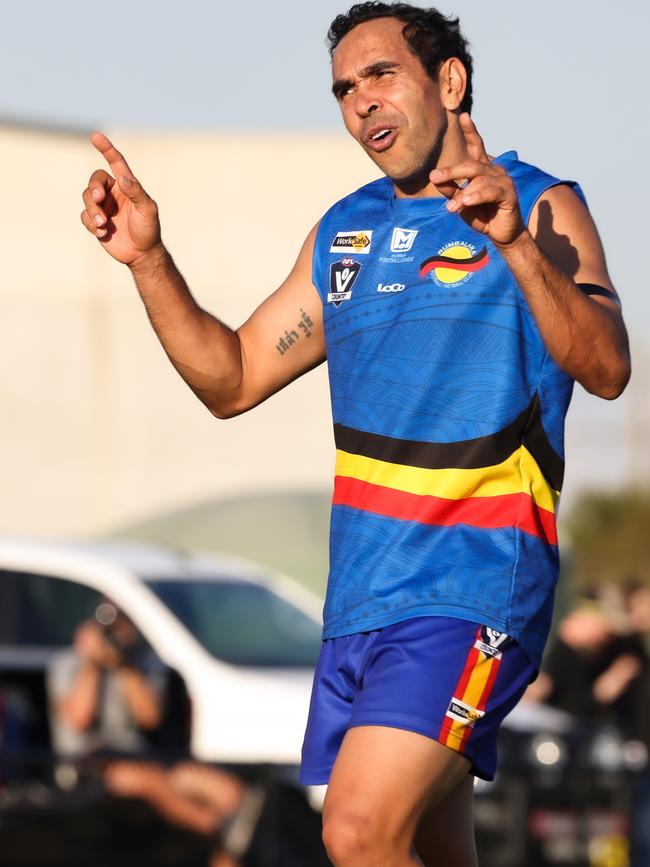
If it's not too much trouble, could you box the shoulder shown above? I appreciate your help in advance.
[320,176,392,223]
[46,648,80,692]
[495,150,587,225]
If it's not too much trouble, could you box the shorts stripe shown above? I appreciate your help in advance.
[439,626,503,754]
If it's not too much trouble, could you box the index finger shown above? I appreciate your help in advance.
[459,113,489,163]
[90,131,135,179]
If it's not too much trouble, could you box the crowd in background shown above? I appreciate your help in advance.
[2,580,650,866]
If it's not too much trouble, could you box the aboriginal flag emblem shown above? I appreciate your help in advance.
[420,242,489,285]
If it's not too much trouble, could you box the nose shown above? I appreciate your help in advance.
[354,83,382,117]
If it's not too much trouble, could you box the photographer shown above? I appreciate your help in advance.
[47,601,166,758]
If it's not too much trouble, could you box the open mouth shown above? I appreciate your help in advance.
[364,125,398,153]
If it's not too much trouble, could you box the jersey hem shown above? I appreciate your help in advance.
[322,606,541,669]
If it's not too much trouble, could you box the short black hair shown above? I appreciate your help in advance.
[328,2,473,114]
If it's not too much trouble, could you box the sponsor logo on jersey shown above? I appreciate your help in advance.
[390,227,418,253]
[328,257,361,306]
[330,230,373,254]
[377,282,405,293]
[475,626,511,659]
[419,241,489,286]
[446,697,485,726]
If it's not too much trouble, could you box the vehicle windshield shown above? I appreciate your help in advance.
[148,579,321,667]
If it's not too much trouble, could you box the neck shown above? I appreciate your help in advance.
[392,116,469,199]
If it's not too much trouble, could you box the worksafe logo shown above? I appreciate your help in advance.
[330,230,373,255]
[419,241,489,286]
[446,697,485,727]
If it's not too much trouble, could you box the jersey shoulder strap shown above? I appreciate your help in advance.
[312,177,392,302]
[493,150,587,225]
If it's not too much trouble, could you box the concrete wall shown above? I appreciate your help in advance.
[0,124,379,536]
[0,122,642,539]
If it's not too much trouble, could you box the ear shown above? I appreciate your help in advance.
[439,57,467,111]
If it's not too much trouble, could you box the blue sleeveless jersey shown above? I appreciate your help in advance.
[312,151,584,668]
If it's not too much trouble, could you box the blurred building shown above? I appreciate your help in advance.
[0,121,378,538]
[1,121,646,545]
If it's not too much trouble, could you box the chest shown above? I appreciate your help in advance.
[320,212,535,355]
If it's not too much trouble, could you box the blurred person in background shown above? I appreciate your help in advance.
[620,579,650,867]
[104,759,331,867]
[524,603,645,726]
[47,601,167,759]
[79,1,630,864]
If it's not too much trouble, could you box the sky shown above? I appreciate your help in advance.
[2,0,649,493]
[3,0,648,335]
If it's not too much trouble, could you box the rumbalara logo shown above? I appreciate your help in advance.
[419,240,489,286]
[330,230,373,255]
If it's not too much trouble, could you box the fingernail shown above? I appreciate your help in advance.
[430,170,442,181]
[92,187,102,201]
[447,200,458,212]
[94,214,105,226]
[96,228,107,238]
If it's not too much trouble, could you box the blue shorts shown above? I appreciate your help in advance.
[300,616,536,784]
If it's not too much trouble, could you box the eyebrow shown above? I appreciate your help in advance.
[331,60,401,99]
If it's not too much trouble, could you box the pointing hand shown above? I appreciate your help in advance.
[430,114,525,248]
[80,132,162,266]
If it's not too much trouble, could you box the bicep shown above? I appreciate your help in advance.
[235,223,326,410]
[529,183,622,315]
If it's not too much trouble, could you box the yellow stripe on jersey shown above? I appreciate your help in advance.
[335,445,559,513]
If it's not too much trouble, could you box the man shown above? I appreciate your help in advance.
[48,602,166,757]
[79,3,630,864]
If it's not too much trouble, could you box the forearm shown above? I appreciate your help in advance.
[130,246,246,417]
[116,667,163,731]
[497,231,630,398]
[60,663,101,731]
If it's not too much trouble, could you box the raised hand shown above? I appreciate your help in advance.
[430,114,525,247]
[80,132,162,266]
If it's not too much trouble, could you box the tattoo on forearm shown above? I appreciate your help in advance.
[276,308,314,355]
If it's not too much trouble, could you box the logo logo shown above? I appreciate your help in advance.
[377,282,405,293]
[328,257,361,306]
[330,230,373,255]
[390,227,418,253]
[475,626,511,659]
[420,241,489,286]
[446,697,485,726]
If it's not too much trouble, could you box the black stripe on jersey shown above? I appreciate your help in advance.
[334,393,565,490]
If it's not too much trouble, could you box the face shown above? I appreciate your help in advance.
[331,18,458,190]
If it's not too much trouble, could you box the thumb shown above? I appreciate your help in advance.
[117,174,150,206]
[433,179,460,200]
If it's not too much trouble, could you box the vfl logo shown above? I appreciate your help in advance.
[328,258,361,306]
[377,282,405,293]
[390,228,418,253]
[475,626,511,660]
[420,241,489,286]
[446,697,485,727]
[330,230,373,255]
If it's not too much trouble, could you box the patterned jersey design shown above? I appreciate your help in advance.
[312,151,583,667]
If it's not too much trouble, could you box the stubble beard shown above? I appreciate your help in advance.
[389,122,447,196]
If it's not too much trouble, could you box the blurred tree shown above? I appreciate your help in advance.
[564,488,650,588]
[111,489,331,597]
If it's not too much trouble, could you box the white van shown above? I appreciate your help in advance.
[0,538,323,767]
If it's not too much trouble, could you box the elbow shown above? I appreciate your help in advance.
[584,355,631,401]
[64,707,95,732]
[207,398,249,420]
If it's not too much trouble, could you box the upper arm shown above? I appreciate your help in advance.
[529,183,622,317]
[233,223,326,414]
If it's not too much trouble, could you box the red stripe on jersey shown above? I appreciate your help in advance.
[333,476,558,544]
